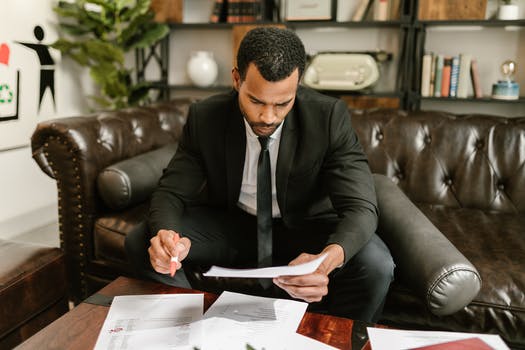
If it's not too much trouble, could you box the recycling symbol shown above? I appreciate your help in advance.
[0,84,13,104]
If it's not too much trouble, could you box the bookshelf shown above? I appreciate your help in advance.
[137,0,414,110]
[412,15,525,115]
[137,0,524,115]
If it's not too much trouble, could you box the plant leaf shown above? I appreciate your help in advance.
[53,1,84,19]
[51,39,77,53]
[124,23,169,50]
[82,40,125,65]
[120,0,151,21]
[58,23,93,37]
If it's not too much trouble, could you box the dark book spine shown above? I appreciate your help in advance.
[210,0,228,23]
[227,0,262,23]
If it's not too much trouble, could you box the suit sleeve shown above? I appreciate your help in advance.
[148,103,207,237]
[323,100,378,263]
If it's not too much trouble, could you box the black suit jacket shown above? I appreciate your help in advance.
[149,86,378,262]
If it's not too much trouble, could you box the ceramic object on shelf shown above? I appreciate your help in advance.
[497,3,519,20]
[187,51,218,87]
[492,59,520,100]
[303,53,380,91]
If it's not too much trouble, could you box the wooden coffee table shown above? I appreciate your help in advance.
[16,276,374,349]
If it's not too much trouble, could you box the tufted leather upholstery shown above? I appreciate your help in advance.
[31,99,194,304]
[31,101,525,348]
[352,109,525,348]
[353,110,525,212]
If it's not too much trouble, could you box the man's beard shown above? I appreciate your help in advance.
[239,104,281,136]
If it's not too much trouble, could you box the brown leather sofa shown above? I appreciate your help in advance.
[31,98,525,348]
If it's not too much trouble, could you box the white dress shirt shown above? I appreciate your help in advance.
[237,118,283,218]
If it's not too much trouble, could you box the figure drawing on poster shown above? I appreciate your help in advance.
[17,25,56,114]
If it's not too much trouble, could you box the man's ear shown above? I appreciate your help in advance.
[232,67,241,91]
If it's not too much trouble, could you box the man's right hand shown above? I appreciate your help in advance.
[148,229,191,276]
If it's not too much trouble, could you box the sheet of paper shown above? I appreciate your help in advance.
[94,294,204,350]
[203,253,327,278]
[94,323,204,350]
[203,291,308,334]
[367,328,510,350]
[197,318,337,350]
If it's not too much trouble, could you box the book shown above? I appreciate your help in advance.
[470,58,483,98]
[433,54,444,97]
[389,0,401,20]
[374,0,389,21]
[457,53,472,98]
[352,0,372,21]
[226,0,263,23]
[420,53,433,97]
[429,53,437,97]
[441,57,452,97]
[210,0,226,23]
[449,56,460,98]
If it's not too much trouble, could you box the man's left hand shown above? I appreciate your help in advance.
[273,244,344,303]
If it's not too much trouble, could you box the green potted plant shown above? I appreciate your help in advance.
[52,0,169,109]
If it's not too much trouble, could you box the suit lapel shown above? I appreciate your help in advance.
[226,99,246,209]
[276,107,298,213]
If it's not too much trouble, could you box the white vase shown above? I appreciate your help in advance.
[187,51,218,87]
[498,4,519,20]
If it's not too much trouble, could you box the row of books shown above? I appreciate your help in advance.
[210,0,263,23]
[420,52,483,99]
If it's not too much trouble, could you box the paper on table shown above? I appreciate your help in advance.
[367,328,510,350]
[203,253,327,278]
[94,294,204,350]
[196,318,338,350]
[203,291,308,334]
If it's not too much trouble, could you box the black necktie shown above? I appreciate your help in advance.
[257,136,272,268]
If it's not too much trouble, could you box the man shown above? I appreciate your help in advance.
[126,27,394,323]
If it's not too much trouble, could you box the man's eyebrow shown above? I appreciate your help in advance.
[247,93,293,106]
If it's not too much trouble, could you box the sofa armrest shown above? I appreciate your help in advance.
[97,143,178,210]
[30,99,193,303]
[373,174,482,316]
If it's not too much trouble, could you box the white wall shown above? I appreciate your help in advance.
[0,0,92,239]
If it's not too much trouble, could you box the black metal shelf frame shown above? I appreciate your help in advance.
[136,34,170,100]
[136,0,523,110]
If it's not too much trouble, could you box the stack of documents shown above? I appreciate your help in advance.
[94,254,336,349]
[94,291,337,350]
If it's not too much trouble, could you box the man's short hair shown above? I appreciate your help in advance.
[237,27,306,82]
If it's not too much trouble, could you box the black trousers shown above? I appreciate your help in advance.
[125,206,394,323]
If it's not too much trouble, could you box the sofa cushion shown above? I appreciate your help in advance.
[384,205,525,347]
[94,203,149,264]
[420,206,525,313]
[97,143,178,210]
